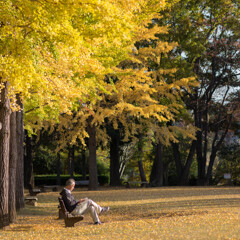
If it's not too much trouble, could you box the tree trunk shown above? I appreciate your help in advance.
[205,149,217,185]
[171,139,197,186]
[179,140,197,185]
[137,135,147,182]
[15,96,25,210]
[150,140,163,187]
[163,163,168,185]
[68,145,74,178]
[24,133,34,187]
[196,122,205,185]
[138,160,147,183]
[171,142,183,181]
[205,116,232,185]
[87,120,98,190]
[81,149,87,180]
[9,111,17,223]
[0,81,10,229]
[192,102,205,186]
[56,152,61,185]
[202,104,209,181]
[110,133,121,186]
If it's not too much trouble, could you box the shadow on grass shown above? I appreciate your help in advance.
[98,209,210,224]
[4,225,33,232]
[19,206,57,216]
[110,197,240,212]
[133,209,209,221]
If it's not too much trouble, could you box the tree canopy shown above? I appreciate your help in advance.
[0,0,164,131]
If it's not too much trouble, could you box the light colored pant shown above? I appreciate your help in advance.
[71,199,102,223]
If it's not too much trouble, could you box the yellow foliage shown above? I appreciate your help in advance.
[0,0,166,133]
[11,0,199,147]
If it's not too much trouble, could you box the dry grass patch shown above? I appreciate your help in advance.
[1,186,240,239]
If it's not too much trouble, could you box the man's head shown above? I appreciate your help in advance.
[65,178,75,191]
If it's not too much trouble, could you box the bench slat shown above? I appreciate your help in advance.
[75,180,89,186]
[25,197,38,206]
[28,184,41,196]
[58,197,84,227]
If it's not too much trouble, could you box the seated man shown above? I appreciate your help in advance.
[60,178,109,225]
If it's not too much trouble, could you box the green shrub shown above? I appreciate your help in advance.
[34,174,109,186]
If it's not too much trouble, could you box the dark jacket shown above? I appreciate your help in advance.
[60,188,79,213]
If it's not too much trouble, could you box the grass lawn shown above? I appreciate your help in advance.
[1,186,240,239]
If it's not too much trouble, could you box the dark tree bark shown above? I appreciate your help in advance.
[0,81,10,229]
[87,120,98,190]
[203,104,209,182]
[56,152,61,185]
[138,160,147,183]
[163,163,169,186]
[205,116,233,185]
[195,106,205,186]
[110,133,121,186]
[171,140,197,186]
[68,145,74,178]
[150,140,163,187]
[15,96,25,210]
[24,133,34,187]
[180,141,197,185]
[9,111,17,223]
[81,149,87,180]
[171,142,183,181]
[137,134,147,183]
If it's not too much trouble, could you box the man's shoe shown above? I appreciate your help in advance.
[100,207,110,214]
[94,222,101,225]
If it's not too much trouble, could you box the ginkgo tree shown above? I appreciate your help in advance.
[54,10,198,188]
[0,0,166,228]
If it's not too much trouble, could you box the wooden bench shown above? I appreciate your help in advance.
[58,197,84,227]
[124,181,148,188]
[75,180,89,187]
[58,205,65,219]
[28,184,41,196]
[40,185,60,192]
[25,197,38,206]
